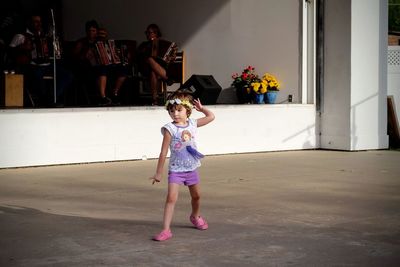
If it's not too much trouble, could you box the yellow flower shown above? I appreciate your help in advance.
[260,82,267,94]
[262,73,280,91]
[251,82,261,93]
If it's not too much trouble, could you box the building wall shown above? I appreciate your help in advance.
[61,0,301,104]
[0,0,390,168]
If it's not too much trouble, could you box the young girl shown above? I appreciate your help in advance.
[150,91,215,241]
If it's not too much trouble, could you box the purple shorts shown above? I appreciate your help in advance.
[168,170,200,186]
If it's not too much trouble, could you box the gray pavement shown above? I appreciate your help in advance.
[0,150,400,267]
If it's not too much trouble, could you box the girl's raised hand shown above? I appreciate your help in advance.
[193,98,203,111]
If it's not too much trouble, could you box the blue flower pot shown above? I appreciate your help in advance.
[266,91,278,104]
[254,93,265,104]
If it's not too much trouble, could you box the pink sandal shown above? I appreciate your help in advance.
[190,215,209,230]
[153,229,172,241]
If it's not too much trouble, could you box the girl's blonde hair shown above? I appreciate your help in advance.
[165,91,194,117]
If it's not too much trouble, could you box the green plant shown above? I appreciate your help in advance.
[231,66,260,94]
[389,0,400,32]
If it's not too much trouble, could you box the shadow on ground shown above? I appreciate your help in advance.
[1,204,399,267]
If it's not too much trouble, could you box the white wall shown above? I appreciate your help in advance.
[0,105,316,168]
[321,0,388,150]
[350,0,388,150]
[61,0,301,104]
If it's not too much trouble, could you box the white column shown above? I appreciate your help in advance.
[302,0,309,104]
[320,0,388,150]
[350,0,388,150]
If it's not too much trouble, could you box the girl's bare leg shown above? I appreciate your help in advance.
[162,183,180,231]
[188,184,201,218]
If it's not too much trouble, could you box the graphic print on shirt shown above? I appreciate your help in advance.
[163,119,202,172]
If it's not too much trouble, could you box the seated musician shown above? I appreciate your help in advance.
[8,14,73,106]
[137,24,175,105]
[73,20,129,106]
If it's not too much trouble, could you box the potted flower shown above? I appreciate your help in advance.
[249,79,267,104]
[231,66,259,104]
[262,73,280,104]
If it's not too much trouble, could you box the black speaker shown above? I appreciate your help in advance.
[180,75,221,105]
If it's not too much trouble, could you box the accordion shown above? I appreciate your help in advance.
[33,37,50,61]
[150,39,178,66]
[26,35,51,65]
[95,39,122,66]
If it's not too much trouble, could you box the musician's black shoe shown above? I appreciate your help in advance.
[111,94,121,105]
[99,96,112,106]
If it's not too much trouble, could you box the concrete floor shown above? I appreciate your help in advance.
[0,150,400,267]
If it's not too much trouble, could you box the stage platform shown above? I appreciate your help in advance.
[0,104,316,168]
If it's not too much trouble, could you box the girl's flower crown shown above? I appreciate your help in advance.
[165,98,193,109]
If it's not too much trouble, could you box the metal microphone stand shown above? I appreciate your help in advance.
[50,9,57,104]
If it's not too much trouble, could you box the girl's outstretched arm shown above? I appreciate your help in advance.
[193,98,215,127]
[150,129,171,184]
